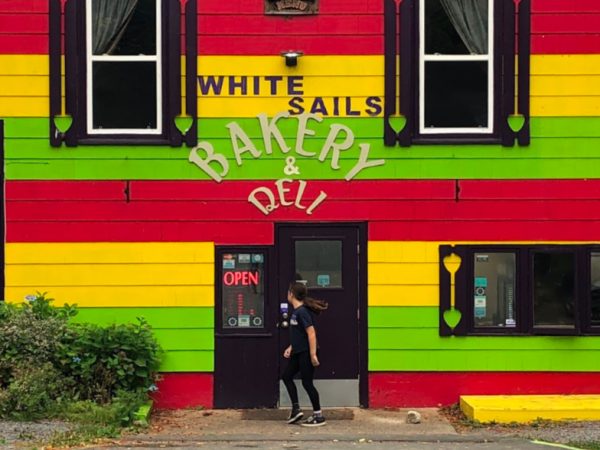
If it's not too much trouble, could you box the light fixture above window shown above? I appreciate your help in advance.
[281,50,303,67]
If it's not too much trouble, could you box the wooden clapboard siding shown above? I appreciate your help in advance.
[4,242,215,307]
[6,180,600,244]
[74,307,214,372]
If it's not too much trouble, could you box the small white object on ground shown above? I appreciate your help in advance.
[406,410,422,424]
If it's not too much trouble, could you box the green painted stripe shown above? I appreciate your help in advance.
[368,349,600,372]
[6,157,600,180]
[74,307,214,329]
[153,329,214,351]
[6,138,600,160]
[5,117,600,139]
[370,328,600,350]
[161,350,213,372]
[368,307,437,329]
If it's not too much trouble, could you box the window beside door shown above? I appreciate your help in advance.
[440,245,600,336]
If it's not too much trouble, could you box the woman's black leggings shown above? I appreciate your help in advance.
[282,351,321,411]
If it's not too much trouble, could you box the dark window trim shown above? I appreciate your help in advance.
[440,244,600,337]
[49,0,198,147]
[214,246,274,337]
[384,0,530,147]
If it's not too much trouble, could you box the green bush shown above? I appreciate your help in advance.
[0,293,162,420]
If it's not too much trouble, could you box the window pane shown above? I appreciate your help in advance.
[221,253,266,329]
[533,252,575,328]
[473,253,516,328]
[295,240,342,289]
[92,0,156,56]
[92,62,157,130]
[592,252,600,327]
[424,61,488,129]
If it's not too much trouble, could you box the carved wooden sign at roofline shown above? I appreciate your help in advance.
[265,0,318,15]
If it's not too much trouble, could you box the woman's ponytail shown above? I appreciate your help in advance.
[289,282,329,315]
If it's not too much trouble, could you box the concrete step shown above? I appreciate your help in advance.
[460,394,600,423]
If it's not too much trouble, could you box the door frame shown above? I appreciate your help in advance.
[275,222,369,407]
[0,120,4,299]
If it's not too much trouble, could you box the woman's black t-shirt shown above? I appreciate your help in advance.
[289,305,314,354]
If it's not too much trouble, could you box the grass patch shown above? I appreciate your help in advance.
[568,443,600,450]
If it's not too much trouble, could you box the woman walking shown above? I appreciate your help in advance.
[282,282,328,427]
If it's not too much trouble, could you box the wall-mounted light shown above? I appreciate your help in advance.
[281,50,303,67]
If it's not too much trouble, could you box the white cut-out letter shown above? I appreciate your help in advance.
[258,112,291,155]
[295,113,322,157]
[248,186,279,216]
[275,179,294,206]
[226,121,261,166]
[188,142,229,183]
[318,124,355,169]
[345,143,385,181]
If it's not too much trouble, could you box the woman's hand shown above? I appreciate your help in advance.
[283,346,292,359]
[310,353,320,367]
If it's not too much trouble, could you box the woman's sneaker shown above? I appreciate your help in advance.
[287,408,304,424]
[301,415,326,427]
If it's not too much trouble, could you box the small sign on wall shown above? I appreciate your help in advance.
[265,0,318,15]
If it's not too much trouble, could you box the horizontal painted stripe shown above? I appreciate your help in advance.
[2,34,600,55]
[7,74,600,98]
[6,117,600,140]
[9,199,600,221]
[3,55,600,77]
[369,372,600,408]
[4,94,600,117]
[153,373,213,409]
[4,0,600,14]
[368,349,600,372]
[6,242,214,263]
[161,350,213,372]
[5,286,215,307]
[74,307,214,329]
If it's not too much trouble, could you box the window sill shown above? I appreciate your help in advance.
[73,136,173,146]
[412,136,501,146]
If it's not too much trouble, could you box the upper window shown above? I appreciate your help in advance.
[440,245,600,336]
[420,0,493,134]
[383,0,530,146]
[49,0,198,146]
[87,0,162,135]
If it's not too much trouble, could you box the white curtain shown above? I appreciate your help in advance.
[439,0,488,55]
[92,0,139,55]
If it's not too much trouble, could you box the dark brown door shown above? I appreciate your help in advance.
[276,224,367,407]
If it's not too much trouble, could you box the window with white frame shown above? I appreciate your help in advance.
[420,0,493,134]
[87,0,162,134]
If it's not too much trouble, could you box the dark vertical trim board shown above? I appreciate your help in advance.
[517,0,531,146]
[185,0,198,147]
[383,0,398,147]
[398,0,413,147]
[49,0,62,147]
[0,120,4,300]
[167,0,182,147]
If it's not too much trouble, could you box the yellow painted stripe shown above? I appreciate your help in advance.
[369,262,438,285]
[461,395,600,424]
[5,243,215,307]
[6,74,600,98]
[6,242,214,264]
[2,54,600,77]
[6,263,213,287]
[4,94,599,117]
[5,286,214,307]
[368,285,438,307]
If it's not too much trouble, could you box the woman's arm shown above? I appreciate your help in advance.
[306,326,320,366]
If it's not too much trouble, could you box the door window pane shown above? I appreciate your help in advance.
[92,62,157,129]
[221,253,266,329]
[424,61,488,128]
[591,253,600,327]
[295,240,342,288]
[473,253,516,328]
[533,252,575,329]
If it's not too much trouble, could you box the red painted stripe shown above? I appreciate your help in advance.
[532,14,600,34]
[8,199,600,222]
[0,14,47,33]
[459,180,600,200]
[7,221,275,244]
[369,372,600,407]
[0,0,48,13]
[369,221,600,241]
[198,15,382,35]
[152,373,213,409]
[4,33,599,56]
[532,0,600,13]
[7,181,127,201]
[198,0,384,14]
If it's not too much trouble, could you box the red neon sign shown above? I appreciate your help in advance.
[223,271,260,286]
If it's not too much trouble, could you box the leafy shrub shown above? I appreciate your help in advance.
[0,294,162,420]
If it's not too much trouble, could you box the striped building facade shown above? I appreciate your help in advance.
[1,0,600,408]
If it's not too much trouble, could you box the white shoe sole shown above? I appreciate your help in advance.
[287,412,304,424]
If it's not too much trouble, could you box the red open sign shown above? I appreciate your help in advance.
[223,271,260,286]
